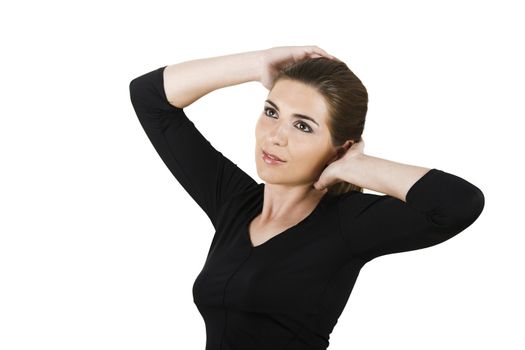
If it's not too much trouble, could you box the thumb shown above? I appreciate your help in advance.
[313,178,328,191]
[314,170,338,191]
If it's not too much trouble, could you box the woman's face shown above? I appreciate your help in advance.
[254,78,339,187]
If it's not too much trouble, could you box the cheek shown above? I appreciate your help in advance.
[254,117,267,136]
[254,119,263,141]
[293,144,327,168]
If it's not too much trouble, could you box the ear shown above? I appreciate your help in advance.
[336,140,354,157]
[342,139,354,151]
[326,140,355,166]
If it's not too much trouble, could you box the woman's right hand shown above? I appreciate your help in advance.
[258,45,341,90]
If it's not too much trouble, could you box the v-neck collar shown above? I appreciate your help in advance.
[244,183,332,250]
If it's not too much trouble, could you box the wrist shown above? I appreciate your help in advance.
[255,49,267,83]
[337,154,368,185]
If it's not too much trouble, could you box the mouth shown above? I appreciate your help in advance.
[262,150,286,163]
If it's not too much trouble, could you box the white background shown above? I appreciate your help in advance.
[1,0,522,349]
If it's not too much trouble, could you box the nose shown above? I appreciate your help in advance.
[268,122,288,145]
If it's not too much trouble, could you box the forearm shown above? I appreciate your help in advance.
[163,50,262,108]
[341,155,432,202]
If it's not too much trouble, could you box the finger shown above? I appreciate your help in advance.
[305,45,329,59]
[312,46,330,57]
[312,46,339,61]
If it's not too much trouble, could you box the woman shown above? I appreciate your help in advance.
[129,46,485,350]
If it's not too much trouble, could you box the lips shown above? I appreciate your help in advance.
[263,150,285,162]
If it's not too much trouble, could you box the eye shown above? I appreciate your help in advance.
[296,122,313,133]
[264,107,277,118]
[263,107,313,133]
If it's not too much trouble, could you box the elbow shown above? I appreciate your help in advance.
[471,186,485,221]
[129,73,153,103]
[129,77,142,103]
[463,186,485,226]
[436,186,485,234]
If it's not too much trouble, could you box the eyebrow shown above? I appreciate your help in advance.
[264,99,319,127]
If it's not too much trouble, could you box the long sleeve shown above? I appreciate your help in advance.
[338,168,485,262]
[129,65,258,229]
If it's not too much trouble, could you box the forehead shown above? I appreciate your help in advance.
[268,79,329,125]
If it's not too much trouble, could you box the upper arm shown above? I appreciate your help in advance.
[338,168,485,262]
[129,65,258,229]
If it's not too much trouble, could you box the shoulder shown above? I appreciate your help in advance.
[334,189,390,217]
[226,182,263,209]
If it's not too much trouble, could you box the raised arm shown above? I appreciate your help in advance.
[162,50,262,108]
[336,156,485,262]
[128,51,264,229]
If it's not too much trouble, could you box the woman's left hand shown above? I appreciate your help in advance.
[313,137,366,191]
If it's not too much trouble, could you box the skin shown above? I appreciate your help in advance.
[252,78,353,229]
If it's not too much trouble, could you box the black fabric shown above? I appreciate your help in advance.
[129,65,485,350]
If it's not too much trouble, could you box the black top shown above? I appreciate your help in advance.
[129,65,485,350]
